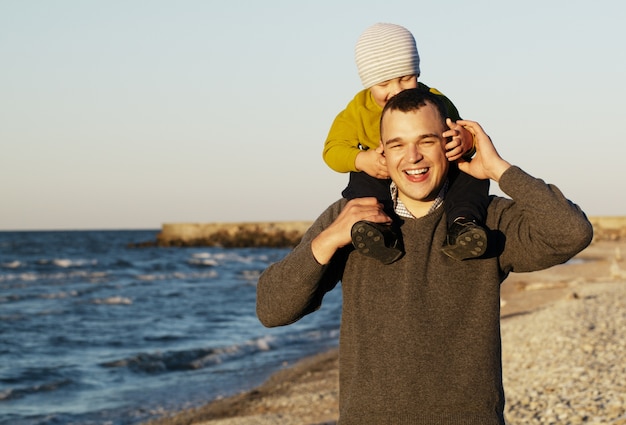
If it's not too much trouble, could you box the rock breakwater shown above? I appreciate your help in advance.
[129,216,625,248]
[152,222,312,248]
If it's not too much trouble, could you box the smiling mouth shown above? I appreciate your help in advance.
[405,168,428,176]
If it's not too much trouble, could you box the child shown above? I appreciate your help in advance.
[323,22,490,264]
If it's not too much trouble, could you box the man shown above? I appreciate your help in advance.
[256,88,593,424]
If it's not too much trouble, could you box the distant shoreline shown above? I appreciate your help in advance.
[128,216,626,248]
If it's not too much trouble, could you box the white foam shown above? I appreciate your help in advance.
[255,335,273,351]
[53,259,73,268]
[135,270,218,281]
[187,258,219,267]
[92,296,132,305]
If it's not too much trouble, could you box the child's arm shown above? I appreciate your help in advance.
[323,111,363,173]
[324,90,382,174]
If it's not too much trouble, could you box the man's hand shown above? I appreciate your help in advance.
[311,197,392,264]
[355,146,389,179]
[456,120,511,182]
[443,118,474,162]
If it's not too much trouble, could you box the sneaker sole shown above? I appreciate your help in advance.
[441,227,488,261]
[351,221,403,265]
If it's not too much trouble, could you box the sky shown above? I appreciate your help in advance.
[1,0,625,230]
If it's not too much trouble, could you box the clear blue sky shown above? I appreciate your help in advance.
[2,0,624,230]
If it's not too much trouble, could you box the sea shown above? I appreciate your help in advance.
[0,230,342,425]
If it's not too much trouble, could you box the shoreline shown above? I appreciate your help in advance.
[143,239,626,425]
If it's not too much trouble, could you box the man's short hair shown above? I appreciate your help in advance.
[380,88,448,134]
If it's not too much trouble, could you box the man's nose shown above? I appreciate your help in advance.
[406,144,423,163]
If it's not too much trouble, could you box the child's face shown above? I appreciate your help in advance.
[369,75,418,108]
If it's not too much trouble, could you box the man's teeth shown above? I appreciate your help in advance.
[406,168,427,175]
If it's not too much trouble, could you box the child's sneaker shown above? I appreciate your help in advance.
[351,221,403,264]
[442,218,487,260]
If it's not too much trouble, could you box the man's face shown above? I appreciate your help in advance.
[381,102,449,211]
[369,75,418,108]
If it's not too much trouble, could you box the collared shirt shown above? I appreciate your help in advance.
[390,180,449,219]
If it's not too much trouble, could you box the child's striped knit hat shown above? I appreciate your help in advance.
[354,23,420,89]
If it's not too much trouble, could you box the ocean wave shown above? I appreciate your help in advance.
[40,290,79,299]
[239,269,263,282]
[0,270,108,284]
[187,257,219,267]
[190,251,271,265]
[135,270,218,281]
[0,232,316,425]
[1,260,22,269]
[0,286,100,304]
[0,379,73,401]
[37,258,99,268]
[143,333,186,342]
[101,336,275,373]
[0,313,25,322]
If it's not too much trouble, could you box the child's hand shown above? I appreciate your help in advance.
[355,145,389,179]
[455,119,511,182]
[443,118,474,162]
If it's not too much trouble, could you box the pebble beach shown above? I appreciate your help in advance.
[144,239,626,425]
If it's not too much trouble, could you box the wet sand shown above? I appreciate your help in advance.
[143,239,626,425]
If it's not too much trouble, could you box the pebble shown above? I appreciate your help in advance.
[502,281,626,425]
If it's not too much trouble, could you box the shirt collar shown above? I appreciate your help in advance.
[390,179,449,219]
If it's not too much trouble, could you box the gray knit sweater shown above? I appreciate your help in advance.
[256,166,593,425]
